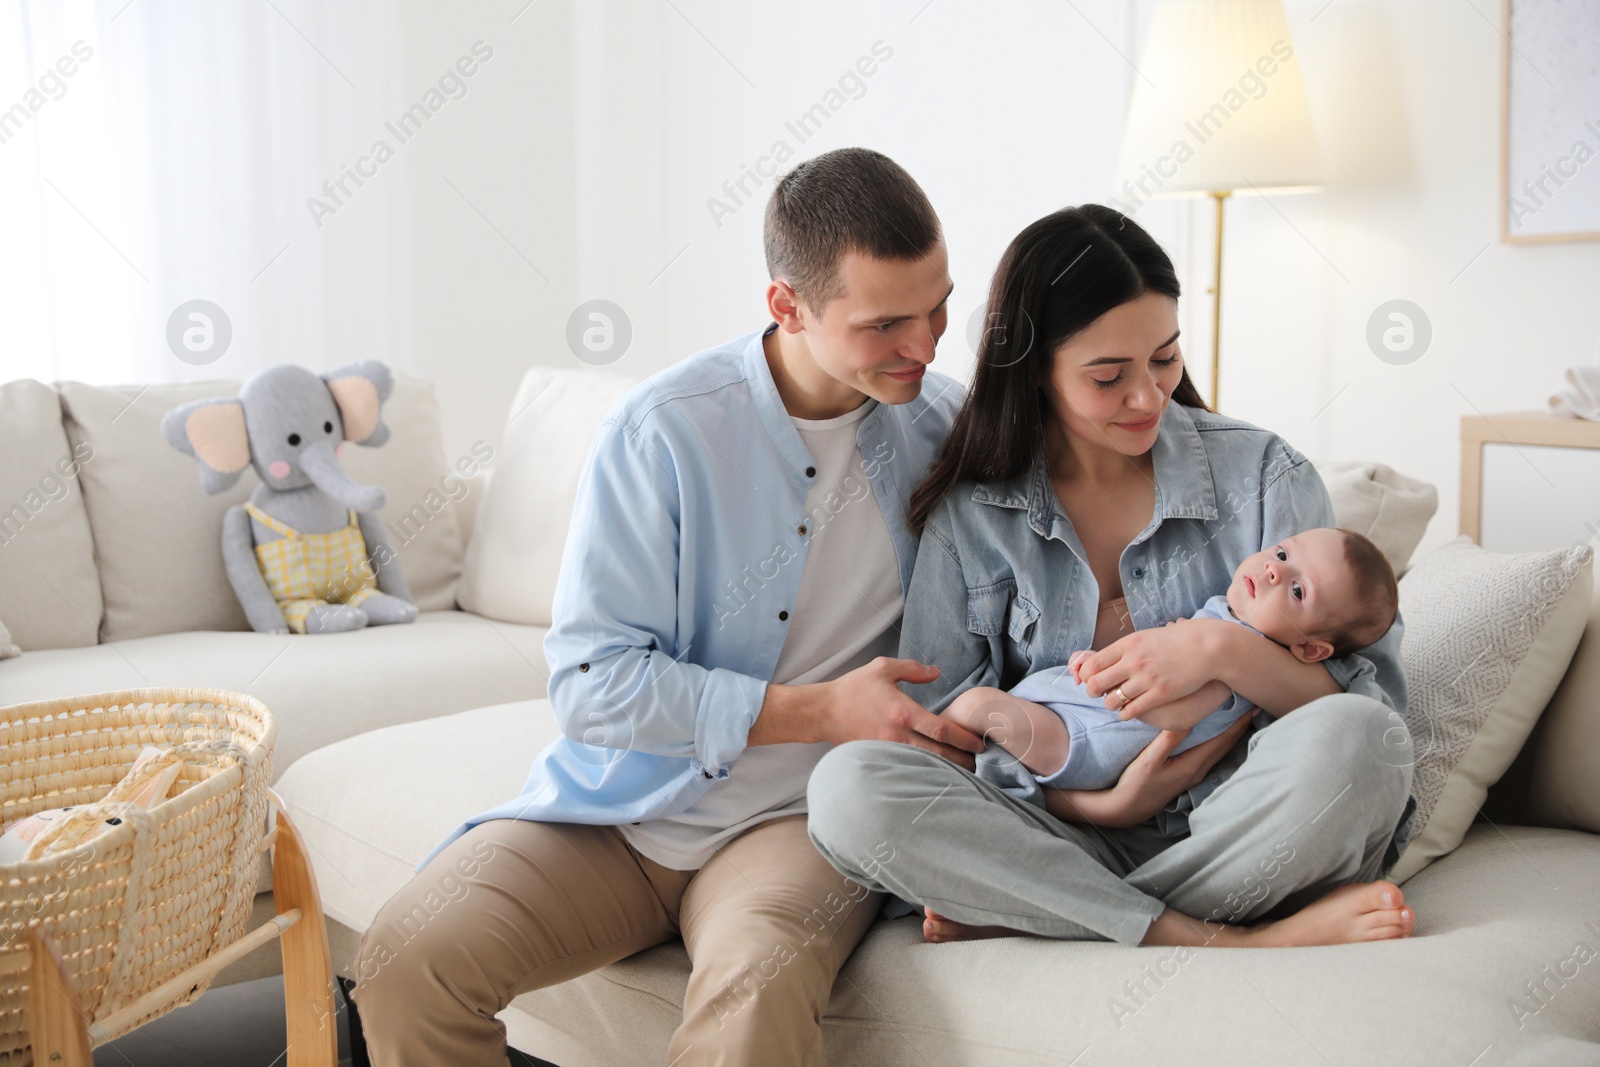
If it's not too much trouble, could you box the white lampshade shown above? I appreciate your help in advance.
[1115,0,1321,200]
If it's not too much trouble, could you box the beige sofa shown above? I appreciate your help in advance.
[4,369,1598,1064]
[0,374,548,983]
[0,374,554,760]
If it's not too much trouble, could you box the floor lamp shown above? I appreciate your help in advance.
[1113,0,1323,411]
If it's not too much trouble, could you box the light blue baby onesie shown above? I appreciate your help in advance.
[980,594,1275,834]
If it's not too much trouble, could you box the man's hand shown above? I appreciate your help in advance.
[824,657,987,769]
[804,657,986,770]
[749,657,988,767]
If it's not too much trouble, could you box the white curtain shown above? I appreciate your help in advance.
[0,0,412,386]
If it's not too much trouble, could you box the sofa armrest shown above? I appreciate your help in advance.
[1524,562,1600,832]
[1485,562,1600,832]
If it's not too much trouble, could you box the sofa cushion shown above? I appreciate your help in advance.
[60,378,256,639]
[1390,538,1593,882]
[1316,459,1439,576]
[0,379,103,649]
[274,698,561,931]
[519,825,1600,1066]
[0,610,548,779]
[57,373,466,641]
[273,700,1600,1065]
[457,367,638,626]
[0,617,18,660]
[448,469,490,555]
[335,372,469,613]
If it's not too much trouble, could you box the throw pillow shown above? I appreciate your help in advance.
[57,372,464,641]
[58,378,254,638]
[457,367,638,626]
[1316,460,1438,576]
[0,379,102,650]
[1388,537,1593,882]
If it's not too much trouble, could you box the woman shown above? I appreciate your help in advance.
[806,205,1418,948]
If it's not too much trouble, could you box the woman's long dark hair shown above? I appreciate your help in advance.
[908,204,1208,535]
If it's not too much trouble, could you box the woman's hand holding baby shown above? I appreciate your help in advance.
[1042,712,1254,828]
[1134,681,1239,730]
[1067,644,1230,730]
[1074,617,1237,726]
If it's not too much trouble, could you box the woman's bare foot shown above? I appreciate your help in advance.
[922,907,1032,943]
[1247,880,1416,947]
[1142,880,1416,948]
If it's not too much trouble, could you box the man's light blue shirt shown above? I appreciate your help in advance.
[417,325,964,871]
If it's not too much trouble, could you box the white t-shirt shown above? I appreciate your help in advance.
[615,398,903,869]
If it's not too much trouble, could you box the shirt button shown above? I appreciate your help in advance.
[805,466,816,477]
[579,663,590,672]
[779,610,789,621]
[797,525,807,535]
[1132,568,1146,579]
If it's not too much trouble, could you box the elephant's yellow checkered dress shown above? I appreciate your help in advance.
[244,502,380,632]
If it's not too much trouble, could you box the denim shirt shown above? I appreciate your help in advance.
[898,400,1417,856]
[414,325,965,872]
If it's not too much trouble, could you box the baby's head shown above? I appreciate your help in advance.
[1225,527,1398,664]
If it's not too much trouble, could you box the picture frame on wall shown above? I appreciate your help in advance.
[1500,0,1600,245]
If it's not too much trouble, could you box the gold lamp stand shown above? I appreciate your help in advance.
[1205,189,1231,411]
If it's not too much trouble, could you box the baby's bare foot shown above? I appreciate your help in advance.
[1247,880,1415,947]
[922,907,1029,944]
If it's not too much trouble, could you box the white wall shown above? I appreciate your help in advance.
[647,0,1137,367]
[408,0,1600,559]
[1140,0,1600,558]
[2,1,415,389]
[24,1,1580,554]
[398,0,1141,457]
[394,0,578,470]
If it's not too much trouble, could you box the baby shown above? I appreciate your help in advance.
[945,527,1399,803]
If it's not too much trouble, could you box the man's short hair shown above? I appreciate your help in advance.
[763,147,941,314]
[1325,529,1399,657]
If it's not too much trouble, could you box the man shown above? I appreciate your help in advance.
[351,147,982,1066]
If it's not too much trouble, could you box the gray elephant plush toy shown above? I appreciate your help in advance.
[162,361,419,635]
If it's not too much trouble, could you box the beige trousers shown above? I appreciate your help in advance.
[349,814,883,1066]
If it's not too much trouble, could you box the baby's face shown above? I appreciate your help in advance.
[1225,528,1355,661]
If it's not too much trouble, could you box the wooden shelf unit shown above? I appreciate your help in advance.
[1461,411,1600,542]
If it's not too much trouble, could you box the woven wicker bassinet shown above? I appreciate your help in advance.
[0,689,275,1061]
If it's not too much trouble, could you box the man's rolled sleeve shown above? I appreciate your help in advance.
[692,667,769,777]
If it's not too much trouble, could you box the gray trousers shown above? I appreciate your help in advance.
[806,693,1415,947]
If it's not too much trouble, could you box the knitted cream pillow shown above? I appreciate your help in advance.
[1388,537,1593,882]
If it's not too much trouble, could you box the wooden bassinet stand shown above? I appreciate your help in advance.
[0,692,336,1067]
[9,793,335,1066]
